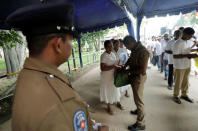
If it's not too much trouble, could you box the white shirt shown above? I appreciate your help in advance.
[148,40,155,52]
[118,47,128,54]
[173,39,192,69]
[117,47,128,65]
[101,52,118,66]
[166,39,176,65]
[112,49,120,61]
[112,48,128,65]
[154,41,162,56]
[161,39,169,60]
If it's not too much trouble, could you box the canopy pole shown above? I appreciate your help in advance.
[136,16,143,41]
[77,38,83,68]
[127,21,135,37]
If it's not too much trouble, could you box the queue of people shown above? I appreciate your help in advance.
[100,40,123,115]
[100,36,149,131]
[149,27,198,104]
[5,2,198,131]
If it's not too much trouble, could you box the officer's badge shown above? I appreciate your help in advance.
[73,110,88,131]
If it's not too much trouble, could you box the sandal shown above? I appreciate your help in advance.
[107,108,114,115]
[125,93,130,97]
[117,103,124,110]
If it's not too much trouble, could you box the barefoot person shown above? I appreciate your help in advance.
[7,3,108,131]
[100,40,124,115]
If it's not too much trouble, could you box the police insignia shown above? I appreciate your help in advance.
[73,110,88,131]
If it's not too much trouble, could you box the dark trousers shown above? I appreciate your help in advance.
[163,60,168,78]
[168,64,174,87]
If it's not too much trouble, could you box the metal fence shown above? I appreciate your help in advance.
[66,51,101,73]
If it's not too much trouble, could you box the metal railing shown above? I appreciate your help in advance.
[66,51,101,73]
[0,72,19,79]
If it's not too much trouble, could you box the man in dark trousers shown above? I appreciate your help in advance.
[123,36,149,131]
[165,30,181,90]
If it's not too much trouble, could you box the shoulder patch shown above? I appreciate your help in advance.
[73,110,88,131]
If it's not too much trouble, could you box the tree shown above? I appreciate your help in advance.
[72,25,127,52]
[81,29,110,51]
[0,29,26,77]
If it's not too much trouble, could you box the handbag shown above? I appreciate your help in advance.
[114,70,130,88]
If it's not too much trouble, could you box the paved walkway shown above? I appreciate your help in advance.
[1,64,198,131]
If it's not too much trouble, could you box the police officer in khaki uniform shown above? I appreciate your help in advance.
[123,36,149,131]
[6,3,108,131]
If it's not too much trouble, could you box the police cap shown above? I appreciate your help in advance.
[6,2,79,38]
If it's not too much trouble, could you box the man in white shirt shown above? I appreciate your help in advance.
[154,38,162,71]
[165,30,181,90]
[161,34,169,79]
[149,36,156,64]
[172,27,198,104]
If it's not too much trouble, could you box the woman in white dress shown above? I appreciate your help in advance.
[100,40,124,115]
[112,39,130,97]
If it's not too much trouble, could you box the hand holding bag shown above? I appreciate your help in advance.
[114,69,130,87]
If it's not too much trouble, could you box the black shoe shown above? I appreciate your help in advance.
[167,86,173,90]
[128,123,145,131]
[180,96,194,103]
[173,96,181,104]
[130,109,138,115]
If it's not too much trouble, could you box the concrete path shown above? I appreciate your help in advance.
[1,64,198,131]
[73,64,198,131]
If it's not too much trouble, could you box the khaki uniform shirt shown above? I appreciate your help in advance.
[12,58,94,131]
[126,43,149,78]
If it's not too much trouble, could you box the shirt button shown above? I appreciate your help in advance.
[49,74,54,78]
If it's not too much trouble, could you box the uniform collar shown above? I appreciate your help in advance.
[131,42,142,52]
[23,57,69,84]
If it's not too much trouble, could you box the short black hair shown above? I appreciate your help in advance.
[123,35,136,45]
[104,40,112,48]
[113,39,119,45]
[26,33,67,56]
[110,39,115,43]
[183,27,195,35]
[174,30,181,36]
[119,39,123,43]
[179,27,184,31]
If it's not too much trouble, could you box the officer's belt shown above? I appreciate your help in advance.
[129,72,146,77]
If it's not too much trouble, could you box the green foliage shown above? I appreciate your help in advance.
[72,29,110,51]
[174,10,198,28]
[72,40,79,51]
[188,11,198,25]
[0,29,23,49]
[81,29,109,51]
[116,24,127,38]
[0,59,6,71]
[81,29,109,44]
[72,25,127,51]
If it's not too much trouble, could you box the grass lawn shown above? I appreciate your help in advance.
[0,59,6,72]
[63,51,101,69]
[0,51,101,72]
